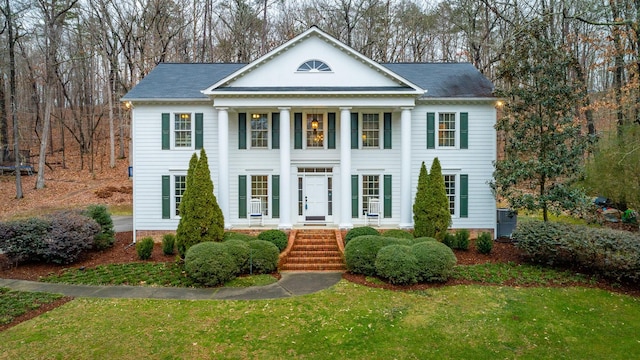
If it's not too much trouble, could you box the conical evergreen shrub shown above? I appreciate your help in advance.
[413,161,434,237]
[426,158,451,240]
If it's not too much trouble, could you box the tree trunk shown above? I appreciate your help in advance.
[5,0,22,198]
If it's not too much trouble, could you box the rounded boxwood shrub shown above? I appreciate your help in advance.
[412,241,457,282]
[247,240,279,274]
[257,229,288,252]
[224,239,250,273]
[375,245,420,285]
[476,232,493,255]
[223,231,257,242]
[185,242,238,286]
[344,226,379,245]
[382,229,413,240]
[162,234,176,255]
[344,235,403,276]
[413,237,438,245]
[136,237,155,260]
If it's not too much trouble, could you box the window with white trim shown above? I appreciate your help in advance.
[362,175,380,215]
[251,175,269,216]
[362,113,380,148]
[306,113,324,148]
[251,113,268,148]
[174,113,192,148]
[444,174,455,215]
[297,59,331,72]
[174,175,186,217]
[438,113,456,147]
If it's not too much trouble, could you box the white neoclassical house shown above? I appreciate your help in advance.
[122,26,497,238]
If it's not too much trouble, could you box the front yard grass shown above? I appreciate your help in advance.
[1,281,639,359]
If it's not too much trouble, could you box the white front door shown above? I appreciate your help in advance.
[305,176,327,220]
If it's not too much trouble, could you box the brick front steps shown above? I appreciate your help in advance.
[279,230,346,271]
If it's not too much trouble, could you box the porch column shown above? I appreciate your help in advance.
[339,107,353,229]
[278,107,292,229]
[399,107,413,229]
[216,107,230,229]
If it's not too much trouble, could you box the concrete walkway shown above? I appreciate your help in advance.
[0,272,343,300]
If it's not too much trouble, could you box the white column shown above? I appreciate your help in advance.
[278,107,292,229]
[399,107,413,229]
[339,107,353,229]
[216,107,230,229]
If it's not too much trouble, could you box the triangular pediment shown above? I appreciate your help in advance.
[203,27,423,95]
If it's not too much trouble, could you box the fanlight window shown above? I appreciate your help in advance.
[297,60,332,72]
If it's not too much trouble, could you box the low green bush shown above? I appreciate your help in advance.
[162,234,176,255]
[83,205,115,250]
[136,237,155,260]
[514,220,640,281]
[344,226,379,245]
[185,242,238,286]
[382,229,413,240]
[344,235,407,276]
[224,240,250,273]
[247,240,279,274]
[375,245,419,285]
[412,241,457,282]
[223,231,257,242]
[454,229,470,250]
[476,232,493,255]
[257,229,288,252]
[413,237,438,244]
[442,233,456,248]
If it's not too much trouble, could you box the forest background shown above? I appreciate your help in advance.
[0,0,638,219]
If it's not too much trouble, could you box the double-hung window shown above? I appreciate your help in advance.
[438,113,456,147]
[362,114,380,148]
[444,174,456,215]
[251,113,268,148]
[174,175,187,217]
[362,175,380,215]
[174,113,192,148]
[251,175,269,216]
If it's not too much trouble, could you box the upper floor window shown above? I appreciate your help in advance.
[251,113,268,148]
[306,114,324,148]
[362,113,380,148]
[174,113,192,148]
[438,113,456,147]
[297,59,331,72]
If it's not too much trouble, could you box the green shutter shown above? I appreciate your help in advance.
[294,113,302,149]
[161,113,170,150]
[162,175,170,219]
[238,113,247,149]
[460,112,468,149]
[351,112,359,149]
[427,112,435,149]
[328,112,336,149]
[195,113,203,149]
[238,175,247,218]
[460,174,468,218]
[272,175,280,218]
[351,175,359,218]
[272,113,280,149]
[383,113,392,149]
[384,175,392,218]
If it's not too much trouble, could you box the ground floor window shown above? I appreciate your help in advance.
[251,175,269,215]
[174,175,186,217]
[362,175,380,215]
[444,174,455,215]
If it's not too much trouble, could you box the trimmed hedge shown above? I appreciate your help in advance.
[514,220,640,281]
[247,240,279,274]
[136,237,154,260]
[0,217,49,264]
[44,211,100,264]
[224,239,250,273]
[413,237,438,244]
[257,229,288,252]
[344,235,409,276]
[476,232,493,254]
[382,229,413,240]
[375,245,420,285]
[412,241,457,282]
[185,242,237,286]
[223,231,257,242]
[344,226,379,245]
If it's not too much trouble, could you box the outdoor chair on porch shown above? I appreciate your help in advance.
[249,198,263,226]
[365,198,381,226]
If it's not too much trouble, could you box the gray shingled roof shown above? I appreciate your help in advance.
[122,62,493,100]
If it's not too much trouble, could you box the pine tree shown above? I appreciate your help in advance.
[412,161,433,237]
[425,158,451,240]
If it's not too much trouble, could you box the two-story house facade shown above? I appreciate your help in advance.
[122,26,497,239]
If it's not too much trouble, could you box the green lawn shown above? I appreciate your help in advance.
[1,282,639,359]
